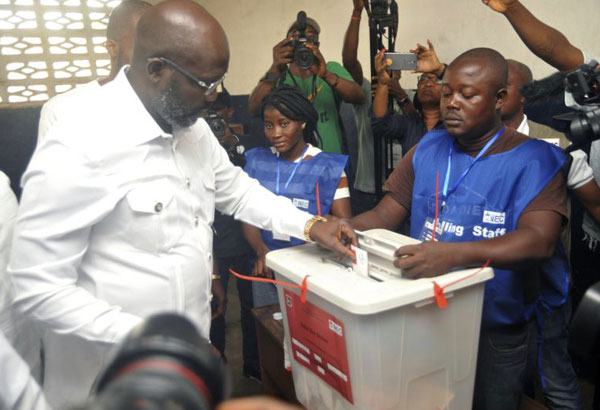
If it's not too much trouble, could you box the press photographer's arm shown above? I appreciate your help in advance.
[482,0,584,70]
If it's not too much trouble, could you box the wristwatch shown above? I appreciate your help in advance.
[398,96,411,107]
[261,71,281,83]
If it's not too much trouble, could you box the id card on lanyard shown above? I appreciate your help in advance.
[418,127,505,242]
[273,145,309,242]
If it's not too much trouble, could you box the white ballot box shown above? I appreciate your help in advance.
[266,229,494,410]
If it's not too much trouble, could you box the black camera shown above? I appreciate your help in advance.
[370,0,390,18]
[206,110,246,168]
[556,60,600,151]
[291,11,317,70]
[75,313,228,410]
[206,111,228,139]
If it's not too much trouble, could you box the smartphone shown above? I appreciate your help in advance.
[383,52,417,70]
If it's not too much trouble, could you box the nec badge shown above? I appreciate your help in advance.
[483,210,505,225]
[293,198,309,209]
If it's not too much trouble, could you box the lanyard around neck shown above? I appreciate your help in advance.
[276,144,309,195]
[442,126,505,201]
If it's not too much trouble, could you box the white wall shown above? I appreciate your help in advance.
[192,0,600,95]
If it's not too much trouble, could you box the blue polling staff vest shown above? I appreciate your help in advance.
[244,147,347,251]
[410,129,567,327]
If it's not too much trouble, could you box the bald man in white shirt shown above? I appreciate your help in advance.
[9,1,356,407]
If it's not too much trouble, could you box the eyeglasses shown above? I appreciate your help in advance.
[417,75,441,85]
[149,57,228,96]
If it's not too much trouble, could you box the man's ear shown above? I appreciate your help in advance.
[105,39,119,60]
[495,87,508,111]
[146,59,167,84]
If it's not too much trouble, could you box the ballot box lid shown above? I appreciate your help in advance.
[266,229,494,315]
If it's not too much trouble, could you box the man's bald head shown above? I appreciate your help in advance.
[107,0,151,44]
[506,59,533,86]
[450,48,508,92]
[131,0,229,71]
[104,0,150,82]
[127,0,230,132]
[501,59,534,124]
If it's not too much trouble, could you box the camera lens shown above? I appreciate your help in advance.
[93,313,228,410]
[569,107,600,146]
[208,118,227,138]
[294,45,313,70]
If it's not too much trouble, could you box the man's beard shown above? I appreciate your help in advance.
[152,83,199,129]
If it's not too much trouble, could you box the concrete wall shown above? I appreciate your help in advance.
[185,0,600,94]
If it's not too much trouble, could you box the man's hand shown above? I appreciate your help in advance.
[305,42,328,78]
[353,0,365,12]
[482,0,519,14]
[211,277,227,320]
[309,219,357,258]
[394,241,460,278]
[271,37,294,74]
[217,397,303,410]
[374,49,391,86]
[409,40,444,75]
[388,70,404,98]
[252,251,273,279]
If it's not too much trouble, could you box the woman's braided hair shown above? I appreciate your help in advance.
[260,85,321,147]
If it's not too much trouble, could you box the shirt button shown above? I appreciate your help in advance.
[155,202,163,213]
[186,178,191,189]
[194,216,199,226]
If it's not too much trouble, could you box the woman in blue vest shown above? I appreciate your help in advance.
[242,86,351,307]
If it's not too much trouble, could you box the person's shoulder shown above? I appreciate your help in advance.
[303,144,322,159]
[0,171,16,207]
[528,120,567,142]
[41,80,100,121]
[325,61,354,80]
[500,127,565,161]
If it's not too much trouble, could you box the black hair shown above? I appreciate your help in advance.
[260,85,320,147]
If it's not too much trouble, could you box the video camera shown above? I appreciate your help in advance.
[290,11,317,70]
[556,60,600,151]
[522,60,600,153]
[74,313,228,410]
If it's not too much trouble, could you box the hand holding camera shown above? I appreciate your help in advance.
[374,49,392,86]
[270,37,294,75]
[409,39,444,75]
[303,42,327,77]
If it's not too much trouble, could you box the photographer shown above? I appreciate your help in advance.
[248,14,364,154]
[371,41,446,157]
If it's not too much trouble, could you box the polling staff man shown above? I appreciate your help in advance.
[8,1,356,408]
[351,48,569,410]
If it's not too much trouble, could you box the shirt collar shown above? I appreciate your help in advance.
[107,66,173,146]
[516,114,529,135]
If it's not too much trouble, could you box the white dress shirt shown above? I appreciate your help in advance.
[37,80,101,145]
[0,171,18,341]
[0,330,50,410]
[9,67,312,408]
[0,172,42,385]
